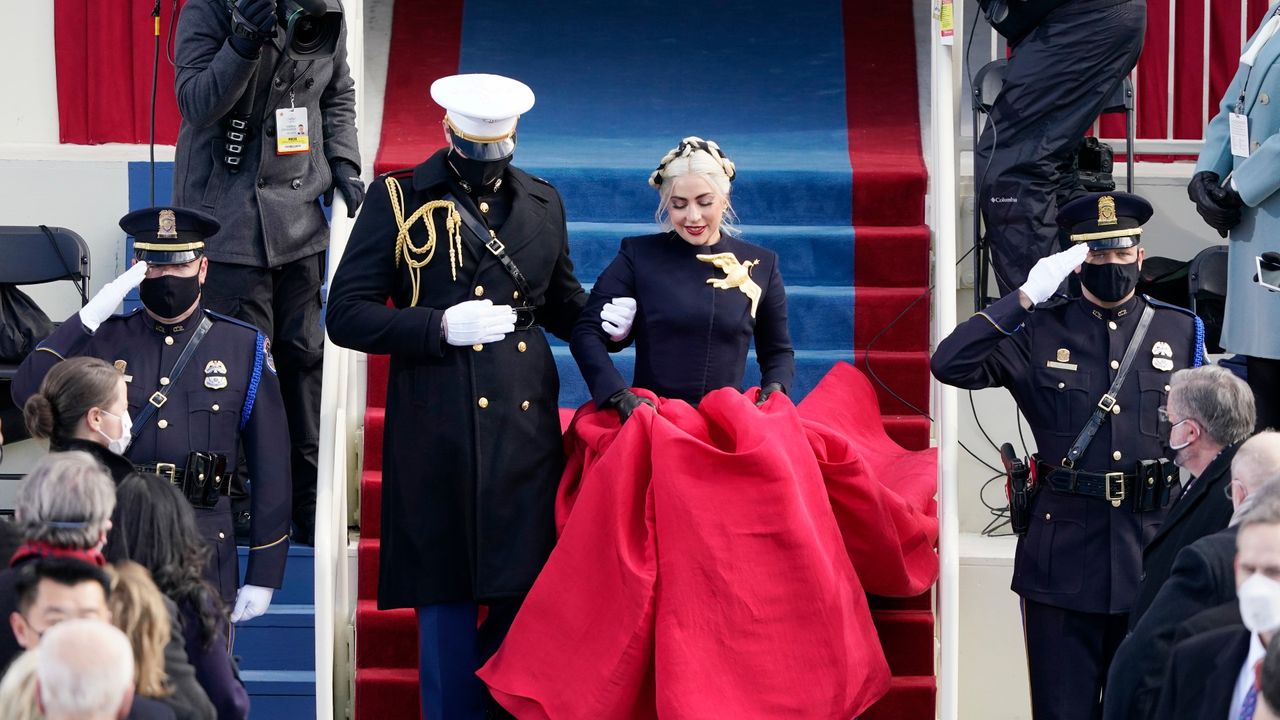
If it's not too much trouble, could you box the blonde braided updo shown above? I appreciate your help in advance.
[651,136,739,236]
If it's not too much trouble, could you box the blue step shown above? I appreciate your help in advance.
[240,670,316,716]
[237,544,314,605]
[566,222,855,288]
[234,604,315,672]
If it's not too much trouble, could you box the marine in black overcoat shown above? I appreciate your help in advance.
[325,148,585,608]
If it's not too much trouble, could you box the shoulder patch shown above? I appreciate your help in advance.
[204,309,265,335]
[1142,295,1198,320]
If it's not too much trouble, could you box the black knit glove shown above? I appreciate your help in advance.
[324,160,366,217]
[606,389,654,424]
[1188,171,1242,238]
[756,382,785,407]
[229,0,277,58]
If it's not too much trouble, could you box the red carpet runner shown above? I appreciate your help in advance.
[355,1,935,717]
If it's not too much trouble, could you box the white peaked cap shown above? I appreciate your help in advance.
[430,73,535,141]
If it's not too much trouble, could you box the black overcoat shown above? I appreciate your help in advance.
[326,149,585,608]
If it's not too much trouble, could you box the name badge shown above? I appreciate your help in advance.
[1230,112,1250,158]
[275,106,310,155]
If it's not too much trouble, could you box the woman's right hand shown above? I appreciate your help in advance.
[606,389,654,423]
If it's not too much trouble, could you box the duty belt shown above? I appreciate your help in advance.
[1037,461,1133,504]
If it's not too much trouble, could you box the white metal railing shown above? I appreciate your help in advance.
[932,2,961,719]
[316,1,366,717]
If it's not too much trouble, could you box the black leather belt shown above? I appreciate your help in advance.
[513,305,540,330]
[1038,461,1133,504]
[135,461,186,483]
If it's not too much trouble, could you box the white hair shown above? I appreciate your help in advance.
[651,136,740,237]
[15,452,115,549]
[37,619,134,720]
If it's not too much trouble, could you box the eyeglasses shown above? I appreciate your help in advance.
[1157,406,1191,425]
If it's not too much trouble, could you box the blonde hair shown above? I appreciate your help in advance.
[105,562,173,699]
[651,136,740,237]
[0,651,44,720]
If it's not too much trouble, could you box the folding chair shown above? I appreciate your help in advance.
[1187,245,1229,354]
[970,59,1135,311]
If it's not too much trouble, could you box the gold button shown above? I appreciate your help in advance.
[1110,360,1119,370]
[1112,450,1122,461]
[521,400,530,411]
[1164,385,1171,392]
[1045,513,1051,521]
[478,397,489,409]
[212,404,220,412]
[1108,321,1117,331]
[218,532,225,540]
[165,336,175,346]
[158,419,169,429]
[1111,404,1121,415]
[480,201,490,213]
[473,344,483,352]
[1057,382,1065,389]
[198,473,205,481]
[160,377,170,386]
[474,285,485,297]
[513,290,520,300]
[518,341,527,353]
[1147,477,1155,486]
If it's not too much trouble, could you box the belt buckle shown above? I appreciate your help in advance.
[513,306,536,330]
[149,392,168,409]
[1105,471,1126,507]
[1097,394,1117,412]
[155,462,177,483]
[485,237,506,256]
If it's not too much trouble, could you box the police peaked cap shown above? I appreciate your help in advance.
[120,206,220,265]
[1057,192,1153,250]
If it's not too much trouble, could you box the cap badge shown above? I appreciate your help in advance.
[1152,341,1173,358]
[1097,195,1117,226]
[1056,348,1070,363]
[158,209,178,239]
[204,360,227,375]
[204,375,228,390]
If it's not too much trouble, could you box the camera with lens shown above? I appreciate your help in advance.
[231,0,343,60]
[1073,136,1116,192]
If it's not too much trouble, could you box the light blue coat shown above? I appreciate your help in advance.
[1196,3,1280,359]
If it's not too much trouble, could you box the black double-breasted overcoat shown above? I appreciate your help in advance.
[326,149,585,608]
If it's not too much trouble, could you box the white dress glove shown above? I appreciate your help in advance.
[601,297,637,342]
[1019,243,1089,306]
[80,261,148,332]
[441,299,517,346]
[230,584,274,623]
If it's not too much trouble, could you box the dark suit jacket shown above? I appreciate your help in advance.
[1131,444,1239,627]
[1153,625,1252,720]
[128,696,178,720]
[1104,527,1239,720]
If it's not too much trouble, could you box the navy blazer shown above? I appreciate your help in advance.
[571,231,795,406]
[1153,625,1251,720]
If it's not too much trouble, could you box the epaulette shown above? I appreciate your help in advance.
[530,175,553,186]
[379,166,415,180]
[204,309,261,334]
[1142,295,1198,319]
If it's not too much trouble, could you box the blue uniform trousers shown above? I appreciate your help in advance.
[416,600,521,720]
[1023,598,1128,720]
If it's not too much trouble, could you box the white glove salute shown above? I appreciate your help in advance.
[80,261,148,332]
[442,299,517,346]
[230,584,274,623]
[601,297,637,342]
[1019,243,1089,306]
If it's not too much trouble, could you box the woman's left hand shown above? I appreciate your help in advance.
[601,297,637,341]
[756,382,785,407]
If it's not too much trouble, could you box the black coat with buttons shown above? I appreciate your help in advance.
[931,291,1202,614]
[11,308,292,605]
[171,0,360,268]
[326,149,586,607]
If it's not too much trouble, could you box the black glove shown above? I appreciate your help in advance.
[1188,171,1243,238]
[229,0,277,58]
[324,160,365,218]
[755,382,785,407]
[606,389,654,424]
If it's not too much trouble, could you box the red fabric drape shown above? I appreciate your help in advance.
[54,0,184,145]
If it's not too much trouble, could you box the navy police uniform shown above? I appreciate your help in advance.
[571,231,795,406]
[931,193,1204,720]
[11,208,291,605]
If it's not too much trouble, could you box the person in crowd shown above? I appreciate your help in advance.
[22,356,135,483]
[106,561,215,720]
[975,0,1146,296]
[172,0,362,546]
[569,136,794,417]
[10,206,292,625]
[1154,481,1280,719]
[932,192,1203,719]
[1105,430,1280,720]
[325,73,587,719]
[0,650,43,720]
[1189,3,1280,431]
[117,473,247,720]
[36,618,165,720]
[1130,364,1255,626]
[0,452,114,671]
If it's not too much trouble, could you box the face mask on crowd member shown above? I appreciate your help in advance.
[1236,514,1280,639]
[1157,400,1199,461]
[1079,246,1143,302]
[85,375,132,455]
[138,258,206,321]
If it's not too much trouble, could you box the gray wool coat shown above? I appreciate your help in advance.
[172,0,360,268]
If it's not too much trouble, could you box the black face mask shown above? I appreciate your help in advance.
[449,150,511,193]
[1080,261,1139,303]
[139,274,201,319]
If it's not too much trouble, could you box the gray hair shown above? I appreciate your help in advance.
[1239,479,1280,530]
[1170,365,1255,447]
[37,619,133,719]
[1233,431,1280,493]
[15,452,115,549]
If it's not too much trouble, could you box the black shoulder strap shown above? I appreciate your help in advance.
[129,316,214,445]
[1063,305,1155,468]
[442,191,534,302]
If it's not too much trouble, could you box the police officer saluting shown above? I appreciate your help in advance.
[932,192,1205,720]
[11,207,292,625]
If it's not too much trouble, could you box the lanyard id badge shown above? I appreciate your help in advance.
[275,105,309,155]
[1231,112,1251,158]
